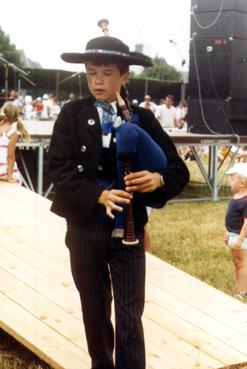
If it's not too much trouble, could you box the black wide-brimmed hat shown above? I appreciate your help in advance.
[61,36,152,67]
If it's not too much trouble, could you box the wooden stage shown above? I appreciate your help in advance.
[1,181,247,369]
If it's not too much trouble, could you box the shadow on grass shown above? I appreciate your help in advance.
[0,329,51,369]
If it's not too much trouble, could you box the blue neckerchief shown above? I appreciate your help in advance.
[131,114,139,124]
[95,101,115,135]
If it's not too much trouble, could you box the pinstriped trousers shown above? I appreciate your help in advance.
[65,222,146,369]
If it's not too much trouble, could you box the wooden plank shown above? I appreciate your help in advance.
[0,244,223,369]
[145,255,247,367]
[146,254,247,326]
[144,282,247,364]
[0,267,88,348]
[0,261,222,369]
[1,181,247,369]
[145,337,222,369]
[0,247,81,319]
[0,293,90,369]
[143,317,223,369]
[0,188,72,281]
[0,239,226,361]
[0,233,75,293]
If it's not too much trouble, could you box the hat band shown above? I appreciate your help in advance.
[85,48,129,57]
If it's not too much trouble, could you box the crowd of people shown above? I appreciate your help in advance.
[3,88,189,129]
[136,93,188,130]
[1,89,77,121]
[137,93,247,164]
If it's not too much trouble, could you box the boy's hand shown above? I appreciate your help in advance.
[98,189,132,219]
[124,171,162,193]
[232,238,242,250]
[224,231,229,246]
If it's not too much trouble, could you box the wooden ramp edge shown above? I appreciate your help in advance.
[1,181,247,369]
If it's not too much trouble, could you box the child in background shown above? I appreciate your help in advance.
[225,163,247,301]
[33,97,44,120]
[0,102,30,183]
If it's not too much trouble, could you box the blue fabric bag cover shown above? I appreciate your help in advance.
[112,122,168,236]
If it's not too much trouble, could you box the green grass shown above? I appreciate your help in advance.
[148,200,236,296]
[154,155,236,295]
[0,330,50,369]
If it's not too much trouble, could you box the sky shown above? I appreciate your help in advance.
[0,0,191,73]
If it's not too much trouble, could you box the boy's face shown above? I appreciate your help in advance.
[228,173,246,194]
[86,62,129,103]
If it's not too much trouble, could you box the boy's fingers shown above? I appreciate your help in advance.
[124,171,147,180]
[106,208,115,219]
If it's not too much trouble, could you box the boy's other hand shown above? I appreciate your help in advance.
[124,171,162,193]
[98,189,132,219]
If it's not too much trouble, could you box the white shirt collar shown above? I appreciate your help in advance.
[96,100,118,124]
[110,101,117,113]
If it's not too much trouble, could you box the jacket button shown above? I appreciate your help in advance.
[88,119,95,126]
[81,145,87,152]
[77,165,84,173]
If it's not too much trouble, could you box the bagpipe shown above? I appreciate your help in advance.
[110,86,168,245]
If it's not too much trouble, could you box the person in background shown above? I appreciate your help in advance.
[8,89,24,115]
[0,102,30,183]
[47,93,55,112]
[41,93,49,119]
[230,145,247,163]
[34,97,44,120]
[49,97,61,120]
[139,94,157,113]
[23,91,33,120]
[175,100,188,129]
[48,32,189,369]
[225,163,247,301]
[155,94,177,129]
[61,92,77,108]
[67,92,76,102]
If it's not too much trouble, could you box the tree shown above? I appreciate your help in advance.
[138,56,181,82]
[0,26,23,67]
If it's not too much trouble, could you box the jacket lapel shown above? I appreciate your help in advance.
[77,98,102,146]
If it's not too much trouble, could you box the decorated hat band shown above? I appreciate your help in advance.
[85,49,130,57]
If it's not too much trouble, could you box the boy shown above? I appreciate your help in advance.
[48,33,189,369]
[225,163,247,301]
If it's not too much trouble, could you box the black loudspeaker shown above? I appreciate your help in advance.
[188,37,247,100]
[188,0,247,135]
[191,10,247,39]
[191,0,247,14]
[187,98,247,135]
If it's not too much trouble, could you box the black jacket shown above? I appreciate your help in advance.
[48,96,190,228]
